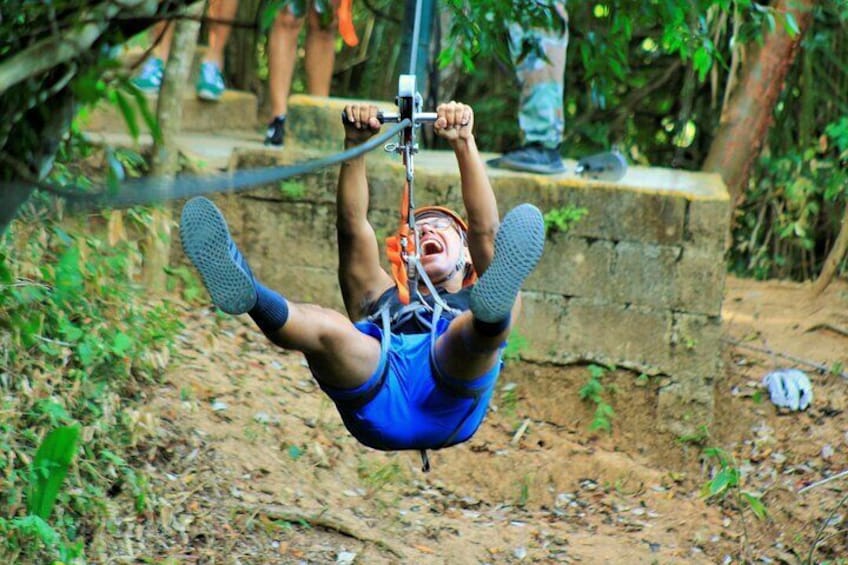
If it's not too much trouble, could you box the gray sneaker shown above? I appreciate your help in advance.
[488,143,565,175]
[470,203,545,322]
[180,197,257,314]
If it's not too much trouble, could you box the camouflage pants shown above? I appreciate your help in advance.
[508,1,568,149]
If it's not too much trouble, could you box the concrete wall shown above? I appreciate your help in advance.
[212,95,730,437]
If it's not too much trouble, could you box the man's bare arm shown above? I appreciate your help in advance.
[434,102,499,274]
[337,105,394,320]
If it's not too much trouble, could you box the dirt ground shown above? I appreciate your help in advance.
[99,275,848,564]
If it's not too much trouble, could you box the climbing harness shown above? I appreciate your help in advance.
[357,74,485,472]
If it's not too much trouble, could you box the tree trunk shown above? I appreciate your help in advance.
[142,2,202,293]
[812,203,848,296]
[225,0,261,93]
[701,0,815,207]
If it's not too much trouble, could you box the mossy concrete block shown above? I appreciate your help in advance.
[676,247,726,315]
[656,376,716,437]
[561,298,674,372]
[512,292,571,363]
[669,312,724,378]
[526,236,616,299]
[287,94,399,156]
[266,265,345,311]
[517,293,673,374]
[610,241,682,309]
[684,184,731,252]
[526,237,724,316]
[491,176,687,245]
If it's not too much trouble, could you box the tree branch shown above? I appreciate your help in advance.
[246,503,407,559]
[721,337,848,379]
[0,0,156,96]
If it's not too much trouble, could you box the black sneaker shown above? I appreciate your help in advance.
[488,143,565,175]
[264,116,286,146]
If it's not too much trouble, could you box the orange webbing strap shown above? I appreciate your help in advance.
[385,179,414,304]
[338,0,359,47]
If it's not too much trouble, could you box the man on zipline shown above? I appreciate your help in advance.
[179,101,545,456]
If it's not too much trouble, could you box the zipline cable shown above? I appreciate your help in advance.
[408,0,424,77]
[53,119,411,211]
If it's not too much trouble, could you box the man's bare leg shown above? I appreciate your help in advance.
[304,6,338,96]
[180,197,380,390]
[265,303,381,388]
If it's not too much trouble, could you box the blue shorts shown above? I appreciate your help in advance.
[319,319,502,451]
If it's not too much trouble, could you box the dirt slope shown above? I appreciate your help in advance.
[98,276,848,564]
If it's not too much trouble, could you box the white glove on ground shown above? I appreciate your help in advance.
[762,369,813,411]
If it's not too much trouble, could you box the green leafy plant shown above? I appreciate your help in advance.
[676,425,710,446]
[701,447,767,521]
[503,331,527,363]
[499,382,520,417]
[28,425,80,520]
[578,364,615,432]
[357,459,405,497]
[165,264,205,303]
[543,206,588,236]
[279,180,307,199]
[1,214,182,563]
[516,475,532,508]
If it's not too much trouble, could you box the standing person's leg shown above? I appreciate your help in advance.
[196,0,239,100]
[150,22,173,59]
[303,1,339,96]
[514,8,568,152]
[264,9,305,146]
[434,203,545,381]
[133,22,173,92]
[179,197,381,389]
[204,0,238,68]
[490,2,568,175]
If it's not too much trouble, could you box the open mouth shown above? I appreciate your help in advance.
[421,238,444,256]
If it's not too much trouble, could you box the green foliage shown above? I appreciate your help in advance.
[516,475,531,508]
[730,115,848,280]
[544,206,588,236]
[730,3,848,281]
[503,332,527,363]
[499,382,520,417]
[357,459,405,496]
[439,0,566,70]
[676,425,710,446]
[0,215,182,563]
[578,364,616,432]
[701,447,767,520]
[28,426,80,520]
[278,180,307,199]
[164,264,205,303]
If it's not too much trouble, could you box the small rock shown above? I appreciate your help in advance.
[821,444,835,460]
[336,551,357,565]
[211,400,228,412]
